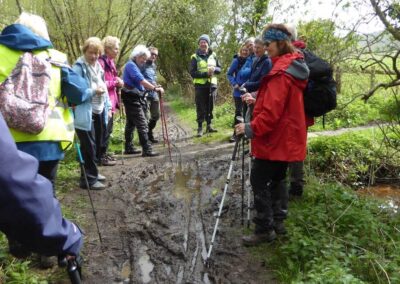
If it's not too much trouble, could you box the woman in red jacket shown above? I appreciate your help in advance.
[235,24,309,245]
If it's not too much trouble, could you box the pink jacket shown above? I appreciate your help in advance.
[99,55,119,113]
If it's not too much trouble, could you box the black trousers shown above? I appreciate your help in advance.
[250,159,288,234]
[195,86,216,126]
[76,128,98,186]
[233,96,243,126]
[93,110,107,162]
[38,160,59,190]
[102,113,114,155]
[122,92,151,151]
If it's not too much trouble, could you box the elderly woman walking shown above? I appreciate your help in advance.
[122,44,164,157]
[235,24,309,245]
[73,37,112,190]
[99,36,124,162]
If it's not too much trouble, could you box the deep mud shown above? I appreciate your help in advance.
[65,107,277,284]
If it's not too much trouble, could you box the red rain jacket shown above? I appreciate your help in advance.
[249,52,309,161]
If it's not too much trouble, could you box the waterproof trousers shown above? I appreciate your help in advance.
[195,85,216,125]
[250,159,288,234]
[122,92,151,152]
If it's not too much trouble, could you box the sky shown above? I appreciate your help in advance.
[268,0,385,34]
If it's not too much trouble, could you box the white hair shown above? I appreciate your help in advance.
[285,23,298,41]
[244,37,255,45]
[129,44,150,60]
[15,12,50,40]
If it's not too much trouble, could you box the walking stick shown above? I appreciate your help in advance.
[118,90,125,165]
[74,140,103,246]
[58,255,82,284]
[159,91,172,162]
[205,117,243,265]
[247,143,252,228]
[241,134,245,225]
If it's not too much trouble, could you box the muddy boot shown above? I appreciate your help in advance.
[242,230,277,246]
[206,124,217,133]
[139,132,159,157]
[124,143,141,155]
[148,131,159,144]
[148,120,159,143]
[273,221,287,235]
[39,255,55,269]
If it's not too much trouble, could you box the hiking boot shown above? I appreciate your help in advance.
[80,181,106,190]
[197,127,203,137]
[273,222,287,235]
[105,153,117,161]
[99,156,116,166]
[142,150,160,157]
[148,132,159,144]
[242,230,277,246]
[124,147,141,155]
[97,174,106,182]
[39,255,55,269]
[206,125,218,133]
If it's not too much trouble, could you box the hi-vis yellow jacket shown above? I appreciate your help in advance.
[0,45,74,150]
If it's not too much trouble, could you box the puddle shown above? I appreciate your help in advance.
[358,184,400,212]
[173,164,201,201]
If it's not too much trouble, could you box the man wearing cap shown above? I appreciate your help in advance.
[190,34,221,137]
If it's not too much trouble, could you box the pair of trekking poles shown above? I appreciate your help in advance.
[205,115,252,266]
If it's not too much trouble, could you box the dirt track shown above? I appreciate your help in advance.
[66,107,278,284]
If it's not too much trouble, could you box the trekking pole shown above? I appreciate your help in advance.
[205,117,243,266]
[58,255,82,284]
[73,140,103,246]
[159,91,172,162]
[118,90,125,165]
[247,144,252,228]
[241,134,245,225]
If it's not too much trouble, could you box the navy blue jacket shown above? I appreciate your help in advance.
[0,113,82,256]
[243,54,272,92]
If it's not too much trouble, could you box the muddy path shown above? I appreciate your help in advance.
[66,105,277,284]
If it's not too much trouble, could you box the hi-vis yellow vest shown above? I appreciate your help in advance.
[0,45,74,150]
[191,52,218,85]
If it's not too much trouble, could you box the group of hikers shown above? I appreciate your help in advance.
[0,10,322,276]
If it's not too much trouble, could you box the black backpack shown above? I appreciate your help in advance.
[302,49,337,117]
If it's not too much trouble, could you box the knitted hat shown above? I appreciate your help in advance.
[198,34,210,45]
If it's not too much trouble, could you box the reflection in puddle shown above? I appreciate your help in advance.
[138,246,154,283]
[173,164,201,201]
[358,185,400,213]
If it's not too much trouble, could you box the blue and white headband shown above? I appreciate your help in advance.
[263,28,289,42]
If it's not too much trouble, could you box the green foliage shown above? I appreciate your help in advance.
[251,178,400,283]
[0,235,47,283]
[298,19,358,66]
[307,129,400,185]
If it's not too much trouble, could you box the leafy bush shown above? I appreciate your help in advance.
[307,130,399,185]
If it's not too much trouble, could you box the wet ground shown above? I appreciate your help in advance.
[65,107,277,284]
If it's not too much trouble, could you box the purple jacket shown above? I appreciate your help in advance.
[99,55,119,113]
[0,112,82,256]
